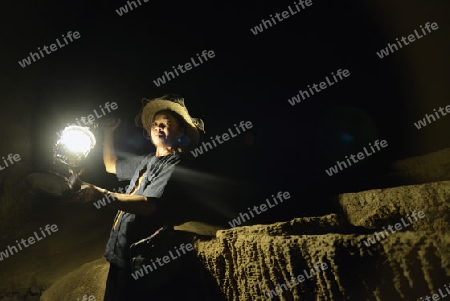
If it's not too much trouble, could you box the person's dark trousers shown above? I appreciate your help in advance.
[104,263,146,301]
[104,255,224,301]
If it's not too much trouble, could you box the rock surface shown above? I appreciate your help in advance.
[339,180,450,232]
[383,148,450,186]
[195,217,449,301]
[40,259,109,301]
[4,150,450,300]
[39,181,450,300]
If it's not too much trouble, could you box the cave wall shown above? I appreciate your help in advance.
[40,178,450,301]
[194,180,450,300]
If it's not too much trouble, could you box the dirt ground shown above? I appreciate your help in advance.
[0,196,115,300]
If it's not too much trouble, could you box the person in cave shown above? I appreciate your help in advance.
[74,94,208,300]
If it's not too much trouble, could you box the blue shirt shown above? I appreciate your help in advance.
[103,152,182,269]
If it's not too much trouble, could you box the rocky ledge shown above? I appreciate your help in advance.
[41,179,449,300]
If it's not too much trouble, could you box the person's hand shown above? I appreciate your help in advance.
[78,183,104,203]
[67,169,84,191]
[62,182,104,204]
[101,118,121,134]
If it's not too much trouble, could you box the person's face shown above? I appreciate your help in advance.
[150,111,185,147]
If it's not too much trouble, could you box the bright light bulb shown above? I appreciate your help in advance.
[58,126,96,157]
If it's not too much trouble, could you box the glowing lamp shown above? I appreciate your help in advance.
[52,118,98,190]
[26,118,100,197]
[53,125,96,168]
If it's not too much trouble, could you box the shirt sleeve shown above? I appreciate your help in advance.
[115,155,145,181]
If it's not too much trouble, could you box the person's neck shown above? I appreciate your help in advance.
[155,146,177,157]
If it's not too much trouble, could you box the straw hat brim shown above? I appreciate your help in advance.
[141,98,204,149]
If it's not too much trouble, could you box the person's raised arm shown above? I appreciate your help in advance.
[102,118,121,174]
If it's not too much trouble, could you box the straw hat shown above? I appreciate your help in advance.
[137,95,205,150]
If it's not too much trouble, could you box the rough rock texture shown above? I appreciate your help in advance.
[40,259,109,301]
[339,180,450,232]
[37,182,450,300]
[379,148,450,187]
[391,148,450,174]
[192,181,450,300]
[195,218,449,301]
